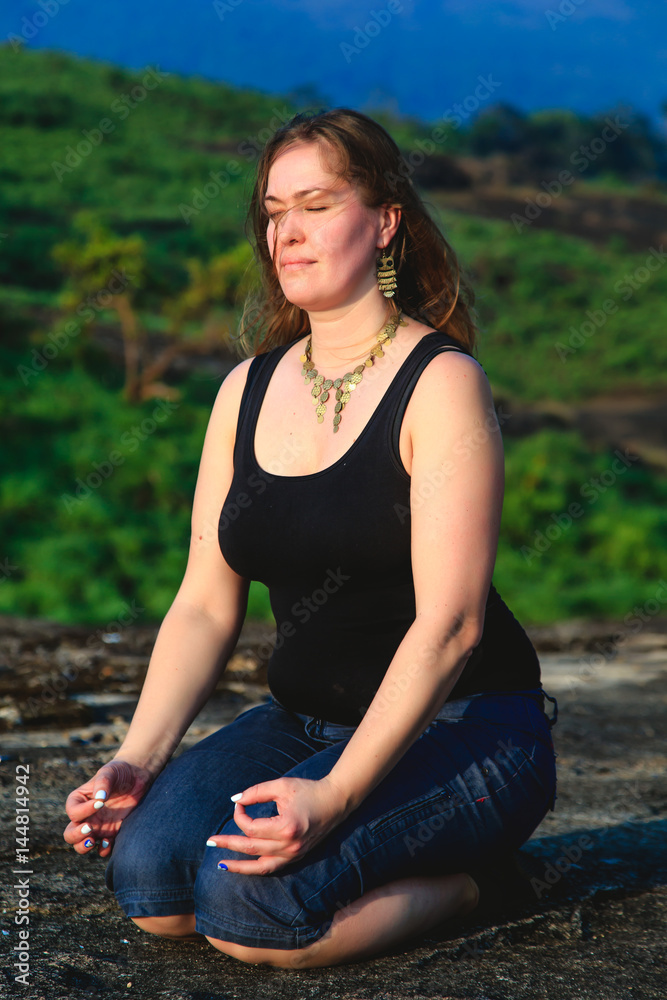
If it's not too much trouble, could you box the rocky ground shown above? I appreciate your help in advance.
[1,613,666,1000]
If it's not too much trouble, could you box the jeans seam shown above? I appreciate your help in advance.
[195,901,324,949]
[365,787,447,836]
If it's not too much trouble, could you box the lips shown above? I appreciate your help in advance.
[281,259,315,270]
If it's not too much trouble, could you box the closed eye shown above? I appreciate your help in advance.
[267,206,328,221]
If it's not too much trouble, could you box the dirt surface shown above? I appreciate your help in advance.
[1,614,666,999]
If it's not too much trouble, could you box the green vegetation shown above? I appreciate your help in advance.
[0,45,288,296]
[1,310,271,625]
[497,431,667,623]
[431,210,667,402]
[3,292,666,627]
[1,46,666,628]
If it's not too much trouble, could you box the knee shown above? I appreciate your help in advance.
[104,821,153,894]
[132,915,198,939]
[105,817,195,900]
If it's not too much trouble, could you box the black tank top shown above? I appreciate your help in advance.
[219,330,541,724]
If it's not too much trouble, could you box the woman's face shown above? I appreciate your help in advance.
[264,141,392,313]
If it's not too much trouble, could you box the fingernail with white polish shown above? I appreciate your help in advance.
[93,800,104,810]
[230,792,243,802]
[81,824,92,835]
[206,839,217,847]
[217,862,228,870]
[84,838,94,848]
[102,840,110,849]
[94,790,107,800]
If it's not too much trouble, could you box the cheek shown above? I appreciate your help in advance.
[316,216,373,267]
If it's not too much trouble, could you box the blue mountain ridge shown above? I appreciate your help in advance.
[1,0,665,127]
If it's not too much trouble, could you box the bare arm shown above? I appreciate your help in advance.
[325,351,504,812]
[111,356,255,773]
[110,602,246,774]
[64,357,255,852]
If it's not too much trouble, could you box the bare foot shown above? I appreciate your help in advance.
[459,873,480,916]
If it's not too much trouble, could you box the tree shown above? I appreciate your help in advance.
[52,212,257,402]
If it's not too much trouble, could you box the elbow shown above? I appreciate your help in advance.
[415,612,484,666]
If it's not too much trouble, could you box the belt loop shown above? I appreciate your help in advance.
[304,716,326,740]
[541,690,558,729]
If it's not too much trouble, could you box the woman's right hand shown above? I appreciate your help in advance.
[63,758,157,858]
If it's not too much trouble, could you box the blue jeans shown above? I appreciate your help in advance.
[105,688,557,950]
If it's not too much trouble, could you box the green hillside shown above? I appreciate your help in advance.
[1,46,666,628]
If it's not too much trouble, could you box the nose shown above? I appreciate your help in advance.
[274,207,304,247]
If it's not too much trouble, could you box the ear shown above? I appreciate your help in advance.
[377,204,401,248]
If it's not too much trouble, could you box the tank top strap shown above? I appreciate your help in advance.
[388,331,472,467]
[233,341,295,469]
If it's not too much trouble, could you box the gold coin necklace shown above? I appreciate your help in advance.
[300,310,406,433]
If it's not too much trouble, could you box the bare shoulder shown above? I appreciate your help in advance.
[209,356,254,433]
[217,355,255,401]
[402,316,487,386]
[411,347,492,411]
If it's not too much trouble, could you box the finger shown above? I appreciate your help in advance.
[91,786,109,811]
[70,834,98,855]
[63,820,86,846]
[66,762,134,822]
[214,856,288,876]
[65,787,99,822]
[63,819,98,846]
[229,781,283,807]
[97,838,113,857]
[205,833,291,857]
[230,806,285,837]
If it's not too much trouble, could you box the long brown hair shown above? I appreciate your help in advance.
[236,108,479,356]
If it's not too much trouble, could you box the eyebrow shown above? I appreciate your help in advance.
[264,186,338,204]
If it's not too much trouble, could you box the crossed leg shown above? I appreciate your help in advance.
[120,694,553,967]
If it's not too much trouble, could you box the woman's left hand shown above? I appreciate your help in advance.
[205,775,350,874]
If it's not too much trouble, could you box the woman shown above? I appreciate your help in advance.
[64,108,557,968]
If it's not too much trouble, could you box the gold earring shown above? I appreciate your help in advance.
[377,248,398,298]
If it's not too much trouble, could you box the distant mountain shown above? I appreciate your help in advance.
[1,0,665,128]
